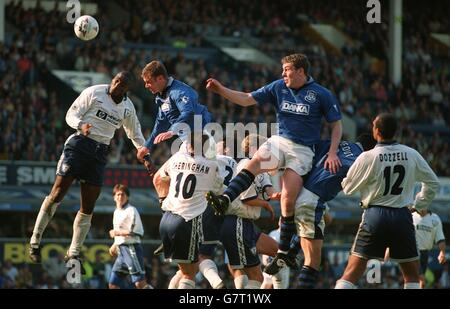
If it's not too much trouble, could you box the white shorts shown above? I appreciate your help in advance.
[294,189,327,239]
[260,135,313,176]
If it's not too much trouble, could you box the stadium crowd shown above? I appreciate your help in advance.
[2,0,449,174]
[0,0,449,289]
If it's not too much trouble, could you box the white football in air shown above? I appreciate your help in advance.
[74,15,99,41]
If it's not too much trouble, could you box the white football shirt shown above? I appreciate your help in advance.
[161,152,223,221]
[113,203,144,245]
[66,84,145,148]
[413,211,445,250]
[225,158,273,220]
[342,143,439,209]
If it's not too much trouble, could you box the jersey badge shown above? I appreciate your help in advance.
[304,90,317,103]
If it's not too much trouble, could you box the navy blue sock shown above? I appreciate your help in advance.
[288,234,301,255]
[223,169,255,203]
[279,216,296,252]
[298,265,319,289]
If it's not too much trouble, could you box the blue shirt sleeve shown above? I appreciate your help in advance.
[250,80,278,106]
[320,90,342,122]
[144,108,171,150]
[170,89,196,134]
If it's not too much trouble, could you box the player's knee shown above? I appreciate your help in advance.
[247,269,264,283]
[280,193,297,211]
[80,204,95,215]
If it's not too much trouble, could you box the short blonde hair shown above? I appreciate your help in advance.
[241,134,267,157]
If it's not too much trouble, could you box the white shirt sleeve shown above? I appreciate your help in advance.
[65,88,94,130]
[130,207,144,237]
[240,183,258,201]
[413,150,440,210]
[256,173,273,189]
[434,215,445,244]
[122,102,146,149]
[341,153,373,196]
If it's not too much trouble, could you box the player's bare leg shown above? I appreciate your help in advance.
[29,175,75,263]
[244,265,264,289]
[256,233,278,257]
[135,279,154,289]
[178,262,199,289]
[301,238,322,271]
[228,267,248,289]
[335,255,368,288]
[168,269,183,289]
[296,237,322,288]
[399,260,420,289]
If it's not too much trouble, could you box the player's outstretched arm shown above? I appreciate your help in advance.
[206,78,256,107]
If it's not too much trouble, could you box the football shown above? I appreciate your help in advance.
[74,15,99,41]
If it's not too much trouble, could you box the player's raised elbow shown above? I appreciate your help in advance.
[65,112,78,129]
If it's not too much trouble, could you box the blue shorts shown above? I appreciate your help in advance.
[351,206,419,262]
[159,211,201,263]
[220,215,261,269]
[56,134,109,186]
[110,243,146,283]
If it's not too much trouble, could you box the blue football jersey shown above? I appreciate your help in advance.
[144,77,212,150]
[304,140,363,202]
[251,77,341,146]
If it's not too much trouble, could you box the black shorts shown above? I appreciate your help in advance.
[56,134,109,186]
[351,206,419,262]
[220,215,261,269]
[159,211,201,263]
[419,250,429,274]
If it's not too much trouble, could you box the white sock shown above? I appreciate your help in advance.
[68,211,92,257]
[199,259,223,289]
[404,282,420,289]
[168,270,183,289]
[335,279,357,289]
[273,266,290,289]
[245,280,262,289]
[30,196,60,247]
[178,278,195,289]
[234,275,248,289]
